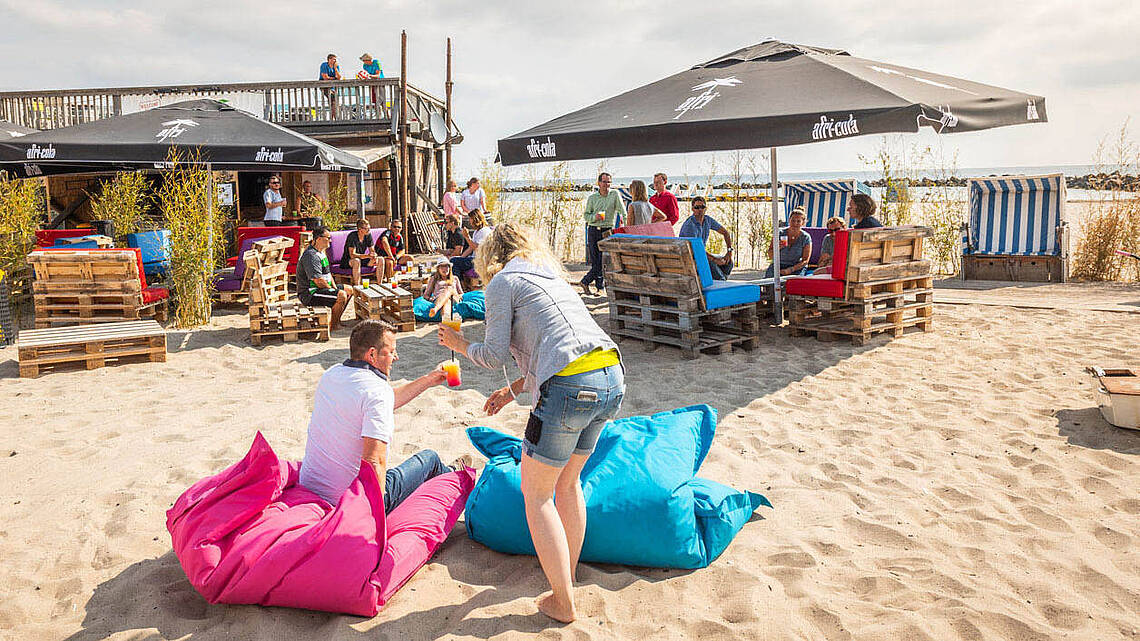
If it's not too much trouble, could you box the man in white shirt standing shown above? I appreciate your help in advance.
[299,320,468,510]
[460,177,486,215]
[263,175,287,227]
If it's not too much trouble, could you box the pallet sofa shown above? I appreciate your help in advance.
[244,237,330,346]
[27,248,170,328]
[18,320,166,378]
[785,226,933,345]
[598,234,766,359]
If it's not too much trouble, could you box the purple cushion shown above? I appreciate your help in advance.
[330,265,376,276]
[804,227,828,264]
[327,229,384,265]
[232,237,264,280]
[215,277,243,292]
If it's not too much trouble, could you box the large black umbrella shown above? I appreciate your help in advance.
[0,99,366,178]
[498,40,1045,164]
[496,40,1047,319]
[0,120,37,139]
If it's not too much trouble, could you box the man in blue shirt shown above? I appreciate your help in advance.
[319,53,342,119]
[678,196,734,280]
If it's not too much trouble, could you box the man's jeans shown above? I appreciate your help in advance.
[384,449,451,513]
[580,225,609,290]
[709,257,734,280]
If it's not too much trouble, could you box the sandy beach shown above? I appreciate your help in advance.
[2,277,1139,640]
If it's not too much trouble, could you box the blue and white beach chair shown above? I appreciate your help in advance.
[782,179,872,227]
[961,173,1069,282]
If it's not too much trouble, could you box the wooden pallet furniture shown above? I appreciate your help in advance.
[245,237,329,346]
[353,283,415,332]
[961,173,1069,282]
[408,211,444,254]
[599,235,766,359]
[17,319,166,378]
[27,248,169,328]
[785,226,934,345]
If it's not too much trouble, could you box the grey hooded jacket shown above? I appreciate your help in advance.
[466,258,619,399]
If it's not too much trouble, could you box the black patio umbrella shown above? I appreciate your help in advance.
[496,40,1047,319]
[0,120,37,139]
[0,99,366,178]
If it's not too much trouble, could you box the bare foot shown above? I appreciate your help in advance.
[536,592,576,623]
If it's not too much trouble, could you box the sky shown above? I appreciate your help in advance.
[1,0,1137,180]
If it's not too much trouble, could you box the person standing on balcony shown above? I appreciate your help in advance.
[358,53,383,110]
[319,53,342,119]
[442,179,460,218]
[263,175,287,227]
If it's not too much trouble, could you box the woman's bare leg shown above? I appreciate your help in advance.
[554,453,590,581]
[521,454,576,623]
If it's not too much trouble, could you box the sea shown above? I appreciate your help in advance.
[501,164,1132,203]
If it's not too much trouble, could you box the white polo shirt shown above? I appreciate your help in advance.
[299,361,394,504]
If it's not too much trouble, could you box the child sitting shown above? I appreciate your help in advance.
[423,257,464,320]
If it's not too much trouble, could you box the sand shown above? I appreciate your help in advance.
[2,280,1139,640]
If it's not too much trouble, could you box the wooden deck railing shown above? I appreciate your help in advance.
[0,79,450,136]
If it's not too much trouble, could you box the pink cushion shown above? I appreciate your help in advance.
[785,274,845,298]
[166,433,475,616]
[613,221,675,237]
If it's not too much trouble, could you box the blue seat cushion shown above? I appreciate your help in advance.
[702,280,763,310]
[127,230,172,265]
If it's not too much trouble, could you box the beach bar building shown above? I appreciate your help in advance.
[0,35,459,236]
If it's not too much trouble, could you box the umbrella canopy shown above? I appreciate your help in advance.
[0,99,366,178]
[498,40,1046,165]
[0,120,37,139]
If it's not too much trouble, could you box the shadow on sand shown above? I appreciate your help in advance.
[1055,407,1140,455]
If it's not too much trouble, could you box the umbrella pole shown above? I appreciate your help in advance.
[770,148,781,324]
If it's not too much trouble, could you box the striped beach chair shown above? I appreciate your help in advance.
[783,179,872,227]
[961,173,1069,282]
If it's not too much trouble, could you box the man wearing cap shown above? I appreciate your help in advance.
[359,53,384,108]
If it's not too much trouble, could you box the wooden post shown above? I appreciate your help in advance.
[399,30,409,224]
[445,37,453,183]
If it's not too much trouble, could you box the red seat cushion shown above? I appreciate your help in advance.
[830,229,850,281]
[785,274,845,298]
[35,229,92,248]
[142,286,169,304]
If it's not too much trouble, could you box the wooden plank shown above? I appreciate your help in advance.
[848,226,932,242]
[847,260,931,283]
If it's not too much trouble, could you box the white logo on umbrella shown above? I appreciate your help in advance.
[156,119,198,143]
[917,104,959,133]
[674,76,742,120]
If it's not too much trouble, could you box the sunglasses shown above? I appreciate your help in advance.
[692,205,706,210]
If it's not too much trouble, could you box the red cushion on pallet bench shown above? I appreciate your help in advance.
[35,229,91,248]
[829,229,850,281]
[142,286,170,304]
[785,274,846,298]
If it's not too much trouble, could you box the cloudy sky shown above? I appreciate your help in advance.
[1,0,1137,179]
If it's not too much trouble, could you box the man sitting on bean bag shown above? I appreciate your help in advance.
[302,319,472,509]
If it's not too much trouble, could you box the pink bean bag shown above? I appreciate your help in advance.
[166,433,475,616]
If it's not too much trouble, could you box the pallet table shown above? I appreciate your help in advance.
[17,320,166,378]
[353,283,415,332]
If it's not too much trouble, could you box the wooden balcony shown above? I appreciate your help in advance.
[0,79,453,141]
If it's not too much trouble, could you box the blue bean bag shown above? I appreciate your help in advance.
[414,291,486,322]
[454,290,485,320]
[464,405,771,569]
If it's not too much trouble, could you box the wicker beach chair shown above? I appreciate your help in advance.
[960,173,1069,282]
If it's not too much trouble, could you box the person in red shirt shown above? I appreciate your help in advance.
[649,172,680,226]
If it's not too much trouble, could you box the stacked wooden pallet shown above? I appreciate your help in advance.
[17,320,166,378]
[245,237,329,346]
[354,283,415,332]
[787,226,934,345]
[599,235,764,359]
[27,250,167,328]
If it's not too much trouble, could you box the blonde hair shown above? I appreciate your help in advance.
[825,216,847,229]
[469,210,486,229]
[629,179,649,202]
[475,222,566,282]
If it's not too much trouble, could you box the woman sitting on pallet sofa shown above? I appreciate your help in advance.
[765,207,812,278]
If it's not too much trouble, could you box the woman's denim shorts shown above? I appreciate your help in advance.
[523,365,625,467]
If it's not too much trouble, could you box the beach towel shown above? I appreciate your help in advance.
[464,405,771,569]
[166,433,475,616]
